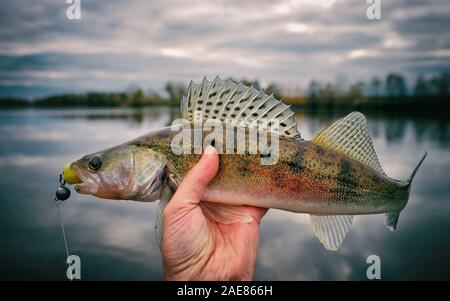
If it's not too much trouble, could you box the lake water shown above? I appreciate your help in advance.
[0,107,449,280]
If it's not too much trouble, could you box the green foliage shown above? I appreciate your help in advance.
[0,97,29,108]
[292,72,450,114]
[0,73,448,114]
[265,83,282,99]
[385,73,407,97]
[165,82,186,101]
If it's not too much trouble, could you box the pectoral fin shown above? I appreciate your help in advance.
[155,184,175,250]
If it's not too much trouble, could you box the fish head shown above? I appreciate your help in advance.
[66,144,167,202]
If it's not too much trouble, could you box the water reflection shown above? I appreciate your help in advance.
[295,110,450,147]
[47,107,179,127]
[0,108,449,280]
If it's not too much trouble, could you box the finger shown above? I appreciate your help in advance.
[170,145,219,207]
[257,208,269,220]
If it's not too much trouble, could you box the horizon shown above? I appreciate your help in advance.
[0,0,449,99]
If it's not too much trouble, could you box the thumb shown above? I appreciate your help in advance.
[170,145,219,207]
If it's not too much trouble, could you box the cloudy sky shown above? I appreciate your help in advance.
[0,0,449,98]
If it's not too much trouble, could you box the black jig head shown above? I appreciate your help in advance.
[55,173,71,201]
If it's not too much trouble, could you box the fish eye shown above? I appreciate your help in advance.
[88,156,102,171]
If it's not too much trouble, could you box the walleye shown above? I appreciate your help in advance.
[63,77,426,251]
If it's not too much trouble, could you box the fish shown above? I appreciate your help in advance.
[63,77,426,251]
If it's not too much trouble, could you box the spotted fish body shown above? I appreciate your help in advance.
[65,77,426,250]
[129,129,409,216]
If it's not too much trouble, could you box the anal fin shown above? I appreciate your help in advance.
[310,214,354,251]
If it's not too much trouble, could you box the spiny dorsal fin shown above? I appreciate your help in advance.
[312,112,383,173]
[181,76,301,140]
[310,214,353,251]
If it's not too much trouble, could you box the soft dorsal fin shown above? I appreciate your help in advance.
[310,214,353,251]
[181,76,301,140]
[312,112,383,173]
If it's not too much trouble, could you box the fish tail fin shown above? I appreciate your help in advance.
[404,152,427,187]
[385,152,427,231]
[312,112,427,236]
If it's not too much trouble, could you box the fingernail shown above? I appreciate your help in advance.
[243,214,254,223]
[204,145,217,155]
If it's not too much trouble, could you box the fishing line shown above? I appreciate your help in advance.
[54,173,73,281]
[55,202,70,259]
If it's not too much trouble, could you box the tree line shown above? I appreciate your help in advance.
[285,72,450,113]
[1,73,449,113]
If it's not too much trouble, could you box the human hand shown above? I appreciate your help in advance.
[162,146,268,280]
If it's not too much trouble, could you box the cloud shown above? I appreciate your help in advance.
[0,0,449,98]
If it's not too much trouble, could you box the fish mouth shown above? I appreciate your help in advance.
[71,164,99,194]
